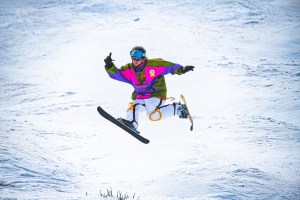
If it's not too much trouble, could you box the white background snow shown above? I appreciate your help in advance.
[0,0,300,199]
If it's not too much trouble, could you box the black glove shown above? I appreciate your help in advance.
[104,52,114,69]
[182,65,195,74]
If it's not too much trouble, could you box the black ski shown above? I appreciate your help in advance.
[97,106,150,144]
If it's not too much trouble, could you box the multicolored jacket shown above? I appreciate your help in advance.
[105,58,185,100]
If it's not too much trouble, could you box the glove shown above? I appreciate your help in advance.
[104,53,114,68]
[182,65,195,74]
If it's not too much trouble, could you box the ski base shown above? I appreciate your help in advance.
[180,94,194,131]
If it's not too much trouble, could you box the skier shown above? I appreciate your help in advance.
[104,46,194,132]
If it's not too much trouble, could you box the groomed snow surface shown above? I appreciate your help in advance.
[0,0,299,199]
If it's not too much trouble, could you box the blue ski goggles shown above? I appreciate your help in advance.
[130,49,145,59]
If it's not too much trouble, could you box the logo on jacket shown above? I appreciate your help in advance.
[149,69,155,77]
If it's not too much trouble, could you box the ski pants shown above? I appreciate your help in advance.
[126,97,177,130]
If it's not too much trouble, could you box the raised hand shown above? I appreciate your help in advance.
[104,52,114,68]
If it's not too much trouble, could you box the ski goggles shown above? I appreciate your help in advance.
[130,49,145,59]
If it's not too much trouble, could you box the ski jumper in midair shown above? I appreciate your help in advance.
[104,46,194,131]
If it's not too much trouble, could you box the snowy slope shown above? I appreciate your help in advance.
[0,0,300,199]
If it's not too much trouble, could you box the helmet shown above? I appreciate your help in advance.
[130,46,146,58]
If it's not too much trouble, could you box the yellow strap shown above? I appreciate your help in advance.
[149,109,162,121]
[127,102,135,111]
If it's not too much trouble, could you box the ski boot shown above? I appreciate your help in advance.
[177,102,189,119]
[117,118,139,133]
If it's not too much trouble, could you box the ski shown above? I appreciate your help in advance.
[97,106,150,144]
[180,94,194,131]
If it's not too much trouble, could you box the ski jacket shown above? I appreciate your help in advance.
[105,58,184,100]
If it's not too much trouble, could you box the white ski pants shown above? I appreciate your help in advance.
[126,97,177,130]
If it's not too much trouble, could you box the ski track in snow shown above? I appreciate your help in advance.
[0,0,300,199]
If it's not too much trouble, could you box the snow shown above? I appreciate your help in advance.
[1,0,300,199]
